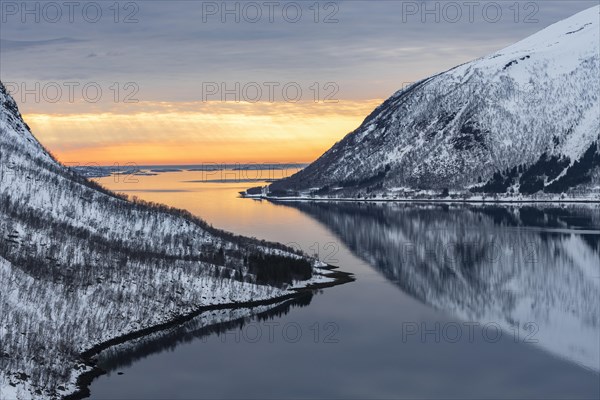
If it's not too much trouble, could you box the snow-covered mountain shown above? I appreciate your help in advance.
[269,6,600,199]
[0,82,346,399]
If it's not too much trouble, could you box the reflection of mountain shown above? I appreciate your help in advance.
[95,294,313,373]
[285,202,600,371]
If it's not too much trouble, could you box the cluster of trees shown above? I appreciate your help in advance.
[339,164,391,189]
[545,141,599,193]
[247,253,312,286]
[472,141,599,195]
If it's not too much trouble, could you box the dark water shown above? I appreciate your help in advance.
[89,176,600,399]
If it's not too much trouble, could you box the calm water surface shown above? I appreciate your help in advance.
[89,170,600,399]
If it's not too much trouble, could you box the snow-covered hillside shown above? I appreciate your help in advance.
[0,82,345,399]
[269,6,600,199]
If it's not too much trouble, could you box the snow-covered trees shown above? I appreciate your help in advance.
[0,81,326,399]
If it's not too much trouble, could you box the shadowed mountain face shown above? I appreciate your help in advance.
[281,201,600,371]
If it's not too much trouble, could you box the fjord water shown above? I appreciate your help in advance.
[90,170,599,399]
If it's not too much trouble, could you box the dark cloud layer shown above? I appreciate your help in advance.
[0,0,597,103]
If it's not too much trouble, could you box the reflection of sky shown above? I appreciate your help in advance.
[0,1,596,163]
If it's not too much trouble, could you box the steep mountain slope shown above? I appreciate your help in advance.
[270,6,600,199]
[0,82,346,399]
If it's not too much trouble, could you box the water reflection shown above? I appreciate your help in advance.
[89,173,599,398]
[97,294,314,373]
[280,201,600,371]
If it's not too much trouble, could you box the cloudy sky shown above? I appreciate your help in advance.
[0,0,596,164]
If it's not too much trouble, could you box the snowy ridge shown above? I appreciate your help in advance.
[269,6,600,199]
[0,84,54,163]
[0,82,342,399]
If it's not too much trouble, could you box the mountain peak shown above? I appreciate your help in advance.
[268,6,600,199]
[0,81,54,163]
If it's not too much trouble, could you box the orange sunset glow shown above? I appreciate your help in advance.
[22,99,384,165]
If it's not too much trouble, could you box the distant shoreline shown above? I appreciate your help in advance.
[241,194,600,205]
[71,164,308,179]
